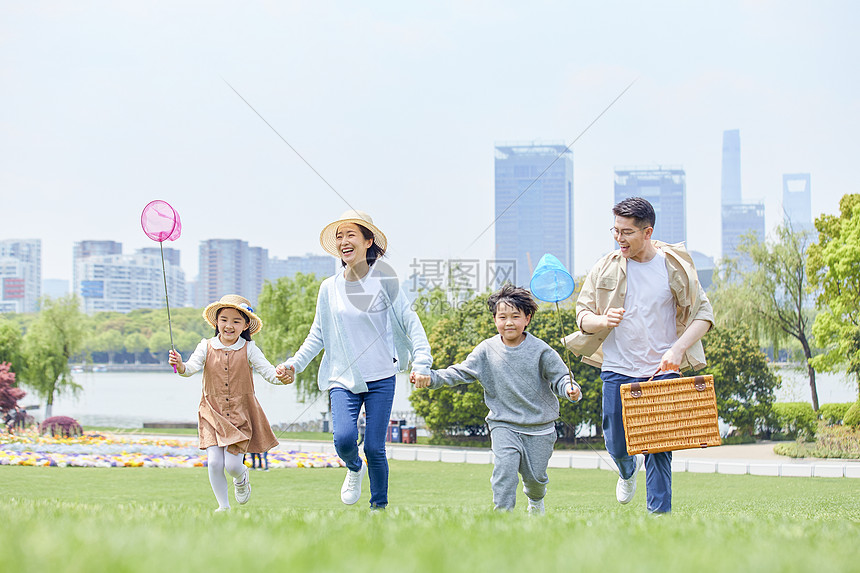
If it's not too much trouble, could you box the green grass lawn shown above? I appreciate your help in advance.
[2,462,858,573]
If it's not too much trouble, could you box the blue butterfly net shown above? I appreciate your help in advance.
[529,253,575,303]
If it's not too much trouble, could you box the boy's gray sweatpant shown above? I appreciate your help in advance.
[490,426,556,511]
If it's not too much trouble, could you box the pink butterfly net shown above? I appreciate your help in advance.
[140,200,181,371]
[141,200,182,242]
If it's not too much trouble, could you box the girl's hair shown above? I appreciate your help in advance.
[214,307,253,341]
[487,283,539,320]
[340,223,386,267]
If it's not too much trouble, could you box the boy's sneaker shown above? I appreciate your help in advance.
[616,454,645,504]
[214,507,230,513]
[341,460,366,505]
[234,470,251,505]
[527,498,545,515]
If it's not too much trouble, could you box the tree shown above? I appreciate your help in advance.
[701,324,780,437]
[808,193,860,397]
[0,362,26,413]
[0,318,25,378]
[20,295,85,418]
[527,304,602,438]
[409,293,495,438]
[147,330,173,363]
[92,329,123,364]
[124,333,148,364]
[256,273,325,400]
[711,224,821,409]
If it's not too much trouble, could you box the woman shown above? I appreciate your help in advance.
[277,209,432,510]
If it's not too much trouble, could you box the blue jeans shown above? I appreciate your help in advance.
[330,376,395,508]
[602,370,679,514]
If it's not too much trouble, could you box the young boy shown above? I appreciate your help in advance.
[411,284,581,514]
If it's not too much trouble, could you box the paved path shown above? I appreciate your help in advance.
[276,438,860,479]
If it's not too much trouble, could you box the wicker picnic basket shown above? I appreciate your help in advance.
[620,375,721,455]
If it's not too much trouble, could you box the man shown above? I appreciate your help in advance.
[564,197,714,514]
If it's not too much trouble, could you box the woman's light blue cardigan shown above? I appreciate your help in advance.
[284,272,433,394]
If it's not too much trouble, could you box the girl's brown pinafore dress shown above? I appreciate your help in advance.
[197,340,278,456]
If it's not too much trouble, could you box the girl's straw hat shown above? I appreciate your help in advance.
[319,209,387,259]
[203,294,262,335]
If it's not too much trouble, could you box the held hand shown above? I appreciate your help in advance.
[168,350,186,374]
[275,364,295,384]
[603,307,625,329]
[567,384,582,402]
[410,372,431,389]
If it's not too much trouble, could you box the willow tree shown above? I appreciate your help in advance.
[21,295,85,418]
[711,224,820,409]
[256,273,325,401]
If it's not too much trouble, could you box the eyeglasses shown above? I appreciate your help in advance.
[610,226,648,238]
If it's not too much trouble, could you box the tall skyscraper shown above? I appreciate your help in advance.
[782,173,813,233]
[494,142,573,287]
[721,129,742,206]
[74,253,186,314]
[0,239,41,313]
[720,129,765,261]
[197,239,269,307]
[267,254,337,281]
[614,167,686,245]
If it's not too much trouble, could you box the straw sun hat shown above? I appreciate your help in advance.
[319,209,388,259]
[203,294,262,336]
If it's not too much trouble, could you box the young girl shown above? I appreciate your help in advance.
[168,294,290,513]
[276,209,432,510]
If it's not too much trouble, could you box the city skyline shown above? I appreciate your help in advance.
[2,3,857,288]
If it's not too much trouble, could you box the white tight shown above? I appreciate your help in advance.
[206,446,247,509]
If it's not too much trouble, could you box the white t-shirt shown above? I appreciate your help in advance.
[602,249,679,378]
[334,266,397,383]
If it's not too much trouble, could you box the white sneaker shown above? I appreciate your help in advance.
[527,498,545,515]
[340,460,366,505]
[234,470,251,505]
[616,454,645,504]
[214,507,230,513]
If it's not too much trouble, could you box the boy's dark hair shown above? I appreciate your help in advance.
[612,196,656,229]
[340,223,386,268]
[487,283,539,320]
[214,307,253,341]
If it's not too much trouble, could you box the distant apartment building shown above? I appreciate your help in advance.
[74,252,186,314]
[139,246,181,268]
[197,239,268,307]
[494,141,574,287]
[720,130,765,262]
[267,253,337,282]
[0,239,41,313]
[782,173,813,234]
[614,167,686,245]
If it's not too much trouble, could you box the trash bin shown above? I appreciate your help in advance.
[401,426,416,444]
[387,421,401,443]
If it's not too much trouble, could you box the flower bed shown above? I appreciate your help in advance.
[0,429,345,469]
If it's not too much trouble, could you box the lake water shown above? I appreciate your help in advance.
[773,367,857,404]
[36,370,419,428]
[25,366,858,428]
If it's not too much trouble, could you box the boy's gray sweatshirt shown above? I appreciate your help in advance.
[429,333,581,434]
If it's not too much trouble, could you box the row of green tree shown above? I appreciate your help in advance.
[2,194,858,429]
[0,302,214,417]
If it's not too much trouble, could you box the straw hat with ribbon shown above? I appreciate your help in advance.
[203,294,262,336]
[319,209,388,259]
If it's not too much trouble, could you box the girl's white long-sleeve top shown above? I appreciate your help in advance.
[181,337,284,385]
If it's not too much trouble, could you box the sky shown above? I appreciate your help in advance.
[2,1,858,290]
